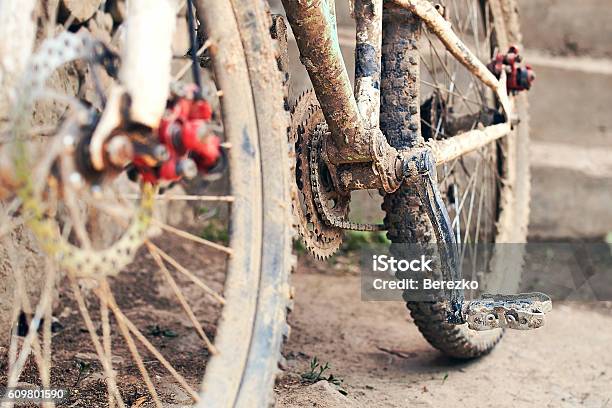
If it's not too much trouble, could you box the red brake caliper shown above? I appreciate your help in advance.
[487,45,536,92]
[132,88,221,184]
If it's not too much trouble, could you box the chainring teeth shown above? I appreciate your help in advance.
[289,90,344,259]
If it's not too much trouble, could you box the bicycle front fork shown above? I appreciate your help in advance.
[401,149,552,331]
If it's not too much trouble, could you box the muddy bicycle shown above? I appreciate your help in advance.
[0,0,550,406]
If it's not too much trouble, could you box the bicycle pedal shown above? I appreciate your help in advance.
[462,292,552,331]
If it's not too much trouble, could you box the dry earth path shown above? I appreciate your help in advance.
[276,260,612,408]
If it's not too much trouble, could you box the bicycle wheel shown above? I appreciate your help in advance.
[381,0,530,358]
[0,0,292,406]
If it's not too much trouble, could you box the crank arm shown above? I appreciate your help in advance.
[401,150,553,329]
[402,149,464,323]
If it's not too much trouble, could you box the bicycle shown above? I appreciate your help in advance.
[0,0,550,406]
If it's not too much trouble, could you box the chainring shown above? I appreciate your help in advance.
[289,90,347,259]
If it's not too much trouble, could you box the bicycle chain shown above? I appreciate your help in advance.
[290,90,386,259]
[290,90,343,259]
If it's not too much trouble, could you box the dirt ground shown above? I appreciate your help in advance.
[275,258,612,408]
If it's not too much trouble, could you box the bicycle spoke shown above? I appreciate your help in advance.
[419,37,443,93]
[147,242,218,355]
[8,324,18,380]
[100,287,116,408]
[439,157,461,185]
[173,39,212,82]
[420,117,448,138]
[460,157,482,261]
[103,291,201,403]
[454,183,461,245]
[112,302,163,408]
[451,163,478,230]
[147,241,226,304]
[483,154,490,245]
[88,199,134,223]
[420,79,484,107]
[60,156,92,249]
[423,31,476,114]
[473,159,487,275]
[152,219,232,255]
[7,258,56,389]
[41,287,52,390]
[70,278,126,408]
[88,284,163,408]
[0,199,25,239]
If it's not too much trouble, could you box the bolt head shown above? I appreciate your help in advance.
[106,135,134,167]
[153,145,170,162]
[91,184,103,199]
[63,134,76,151]
[178,158,198,179]
[68,172,83,189]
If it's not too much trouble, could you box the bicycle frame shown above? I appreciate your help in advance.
[282,0,513,180]
[281,0,526,323]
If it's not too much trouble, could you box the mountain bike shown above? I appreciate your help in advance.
[0,0,550,406]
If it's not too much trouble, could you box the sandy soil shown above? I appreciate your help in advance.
[275,258,612,408]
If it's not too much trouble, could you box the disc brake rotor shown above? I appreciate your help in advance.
[10,31,155,279]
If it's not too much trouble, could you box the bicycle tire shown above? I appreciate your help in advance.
[381,0,530,359]
[0,0,292,405]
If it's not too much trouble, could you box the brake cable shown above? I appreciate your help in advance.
[186,0,202,99]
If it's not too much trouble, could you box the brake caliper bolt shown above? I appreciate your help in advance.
[177,158,198,179]
[63,134,76,151]
[91,184,103,199]
[153,145,170,162]
[68,172,83,189]
[106,135,134,168]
